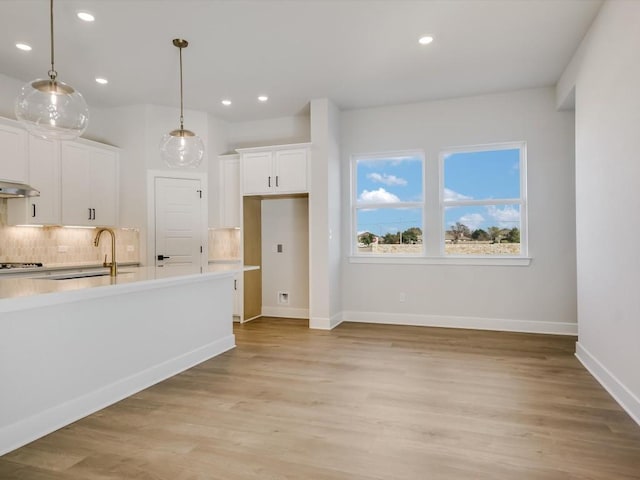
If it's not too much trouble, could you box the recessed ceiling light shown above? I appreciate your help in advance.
[221,99,232,106]
[15,43,32,51]
[258,95,268,102]
[418,35,434,45]
[95,77,108,85]
[77,11,95,22]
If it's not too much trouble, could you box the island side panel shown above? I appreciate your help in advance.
[0,273,234,455]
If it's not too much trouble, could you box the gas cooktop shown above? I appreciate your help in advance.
[0,262,44,270]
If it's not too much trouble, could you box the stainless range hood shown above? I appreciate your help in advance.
[0,181,40,198]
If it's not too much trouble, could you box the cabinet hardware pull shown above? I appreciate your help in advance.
[234,279,237,290]
[157,254,171,261]
[268,176,271,188]
[31,204,36,218]
[92,208,96,220]
[276,175,279,187]
[88,208,92,220]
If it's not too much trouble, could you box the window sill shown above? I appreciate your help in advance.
[348,255,532,266]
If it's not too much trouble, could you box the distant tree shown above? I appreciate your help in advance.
[382,232,400,244]
[505,227,520,243]
[359,232,376,245]
[401,227,422,244]
[471,228,490,241]
[448,222,471,243]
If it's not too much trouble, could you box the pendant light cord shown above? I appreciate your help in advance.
[179,45,184,131]
[48,0,57,81]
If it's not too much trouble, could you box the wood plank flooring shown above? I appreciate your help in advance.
[1,318,639,479]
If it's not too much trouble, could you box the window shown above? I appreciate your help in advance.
[350,143,528,264]
[352,151,424,255]
[441,142,526,256]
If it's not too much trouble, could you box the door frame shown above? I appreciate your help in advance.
[146,170,209,269]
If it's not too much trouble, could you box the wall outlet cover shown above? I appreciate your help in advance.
[278,291,289,305]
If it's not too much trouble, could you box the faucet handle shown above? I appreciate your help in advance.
[103,254,108,267]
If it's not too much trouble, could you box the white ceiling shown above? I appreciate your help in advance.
[0,0,602,123]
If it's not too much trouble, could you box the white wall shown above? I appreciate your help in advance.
[0,74,24,119]
[569,0,640,424]
[207,114,230,227]
[227,115,310,150]
[340,87,577,334]
[309,99,343,329]
[261,197,309,318]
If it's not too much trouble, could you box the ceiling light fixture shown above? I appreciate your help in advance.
[77,11,95,22]
[95,77,108,85]
[258,95,268,102]
[14,0,89,140]
[418,35,434,45]
[221,99,232,106]
[16,43,32,51]
[159,39,204,168]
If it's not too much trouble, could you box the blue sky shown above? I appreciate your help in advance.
[355,149,521,237]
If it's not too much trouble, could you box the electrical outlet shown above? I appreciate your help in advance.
[126,245,134,252]
[57,245,68,253]
[399,292,406,302]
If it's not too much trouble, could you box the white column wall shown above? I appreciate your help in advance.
[570,0,640,424]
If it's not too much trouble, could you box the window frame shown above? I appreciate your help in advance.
[350,150,425,257]
[438,141,528,258]
[349,142,530,266]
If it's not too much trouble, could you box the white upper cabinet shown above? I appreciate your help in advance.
[7,136,60,225]
[219,155,240,228]
[239,143,310,196]
[0,119,28,183]
[61,142,119,227]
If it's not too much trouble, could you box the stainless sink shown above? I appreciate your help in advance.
[38,271,133,280]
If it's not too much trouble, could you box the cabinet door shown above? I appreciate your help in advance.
[29,136,60,224]
[7,136,61,225]
[274,148,308,193]
[61,143,92,226]
[89,148,118,226]
[220,158,240,227]
[232,272,242,319]
[242,151,273,195]
[0,122,28,183]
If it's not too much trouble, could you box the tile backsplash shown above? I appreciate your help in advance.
[209,228,240,261]
[0,199,140,266]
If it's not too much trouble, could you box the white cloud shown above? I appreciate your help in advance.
[358,188,400,204]
[443,188,472,201]
[366,172,408,186]
[486,205,520,228]
[458,213,485,230]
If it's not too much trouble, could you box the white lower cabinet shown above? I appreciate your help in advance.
[8,136,60,225]
[61,142,118,227]
[233,272,242,320]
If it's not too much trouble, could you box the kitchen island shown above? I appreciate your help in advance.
[0,264,256,455]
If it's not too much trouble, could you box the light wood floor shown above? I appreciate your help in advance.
[2,318,640,479]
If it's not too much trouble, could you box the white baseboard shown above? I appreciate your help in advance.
[342,311,578,335]
[261,306,309,319]
[575,342,640,426]
[0,335,236,456]
[309,311,344,330]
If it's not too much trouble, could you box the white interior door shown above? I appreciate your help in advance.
[155,177,203,268]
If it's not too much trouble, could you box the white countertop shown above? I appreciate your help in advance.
[0,264,259,313]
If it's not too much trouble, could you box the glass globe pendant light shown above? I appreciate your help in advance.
[160,39,204,168]
[14,0,89,140]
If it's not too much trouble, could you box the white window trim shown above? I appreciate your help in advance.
[350,143,530,266]
[351,150,425,256]
[438,141,528,259]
